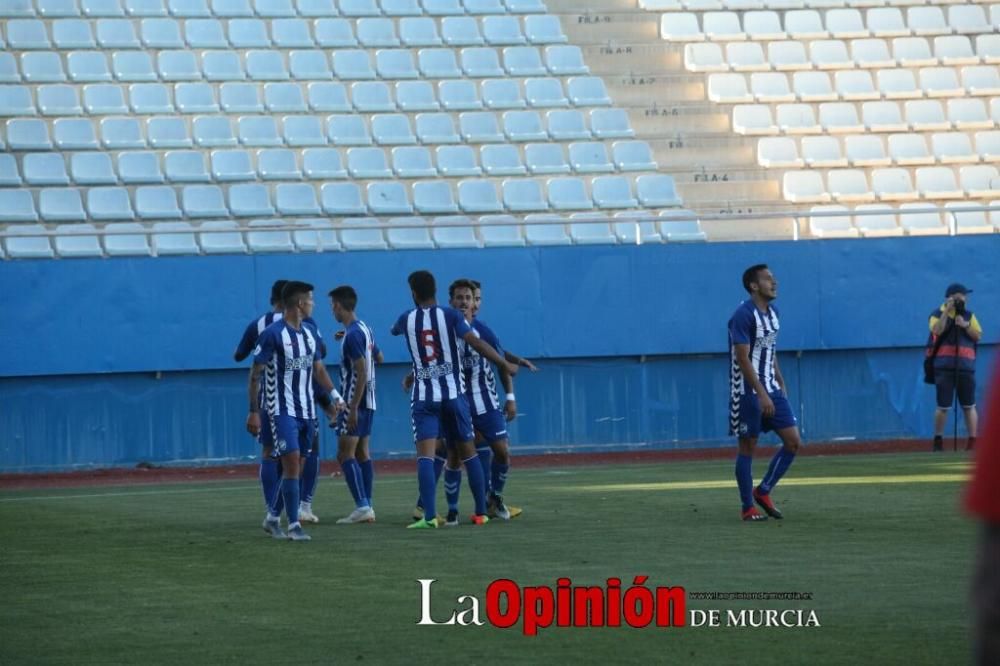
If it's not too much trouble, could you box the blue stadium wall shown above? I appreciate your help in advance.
[2,236,998,471]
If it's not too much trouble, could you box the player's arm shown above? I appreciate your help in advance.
[498,366,517,421]
[312,360,336,394]
[959,313,982,343]
[734,344,775,417]
[374,343,384,365]
[464,332,518,377]
[504,350,539,372]
[233,323,256,362]
[247,362,264,436]
[402,371,414,392]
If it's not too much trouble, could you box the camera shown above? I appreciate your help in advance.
[953,299,966,316]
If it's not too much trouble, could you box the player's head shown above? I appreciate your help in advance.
[742,264,776,301]
[470,280,482,317]
[408,270,436,305]
[282,280,315,318]
[328,285,357,324]
[448,279,476,320]
[270,279,289,307]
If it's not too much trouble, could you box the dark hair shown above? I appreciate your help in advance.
[449,278,477,299]
[408,270,436,302]
[328,285,357,312]
[282,281,314,309]
[742,264,769,294]
[270,279,289,305]
[470,279,481,290]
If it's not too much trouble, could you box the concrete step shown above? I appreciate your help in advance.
[580,42,684,75]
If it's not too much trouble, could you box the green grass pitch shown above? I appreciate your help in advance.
[0,453,974,665]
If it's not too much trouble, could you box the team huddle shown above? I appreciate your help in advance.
[237,271,535,540]
[236,264,803,540]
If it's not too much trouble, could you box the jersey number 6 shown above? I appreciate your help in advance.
[421,330,439,362]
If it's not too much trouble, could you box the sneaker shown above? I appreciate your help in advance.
[753,487,783,520]
[470,514,489,526]
[933,436,943,452]
[262,517,286,539]
[741,507,768,522]
[336,506,376,524]
[445,510,460,526]
[507,505,523,518]
[287,524,312,541]
[299,505,320,524]
[491,494,511,521]
[407,517,439,529]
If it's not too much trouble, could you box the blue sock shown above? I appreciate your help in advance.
[271,459,285,516]
[260,458,280,516]
[444,467,462,511]
[360,459,374,508]
[417,457,437,521]
[491,462,509,495]
[735,454,754,511]
[759,449,796,494]
[281,477,301,526]
[462,455,488,516]
[300,449,319,504]
[476,445,493,495]
[341,458,368,509]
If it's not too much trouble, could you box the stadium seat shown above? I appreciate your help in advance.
[148,117,192,148]
[118,152,165,185]
[377,49,419,79]
[708,73,752,103]
[282,116,325,147]
[803,135,847,167]
[768,41,809,71]
[914,166,963,198]
[932,133,977,164]
[184,19,227,48]
[463,48,505,77]
[363,182,412,216]
[568,142,613,174]
[198,220,247,254]
[0,155,21,186]
[944,202,994,235]
[783,171,829,203]
[505,46,547,76]
[430,216,481,249]
[888,134,933,166]
[758,137,803,168]
[347,147,393,178]
[54,224,104,258]
[546,109,590,140]
[8,119,54,150]
[976,131,1000,162]
[358,18,400,47]
[483,16,527,46]
[397,81,440,111]
[5,225,54,259]
[386,217,436,250]
[86,186,135,220]
[960,165,1000,198]
[418,48,463,78]
[936,36,978,66]
[339,218,389,251]
[744,10,783,41]
[400,18,442,47]
[275,183,321,216]
[0,86,36,116]
[524,15,566,44]
[8,20,53,49]
[835,70,879,101]
[415,112,459,143]
[776,104,820,134]
[257,148,302,181]
[289,51,333,80]
[948,98,991,130]
[328,114,373,145]
[503,110,546,141]
[612,211,662,244]
[333,50,376,80]
[567,77,611,106]
[478,214,525,246]
[67,52,112,83]
[151,221,200,256]
[503,178,548,212]
[165,151,211,183]
[442,17,485,47]
[807,205,858,239]
[852,39,895,69]
[872,168,917,201]
[321,182,366,215]
[228,183,275,216]
[827,169,872,203]
[728,42,767,72]
[351,82,395,112]
[291,218,341,253]
[439,80,482,110]
[460,112,504,142]
[413,181,460,214]
[547,177,592,210]
[340,0,380,16]
[852,204,902,238]
[129,83,173,114]
[238,116,281,146]
[181,184,229,217]
[862,101,907,132]
[920,67,964,98]
[484,79,528,109]
[686,43,725,73]
[846,135,890,167]
[635,174,681,208]
[39,188,87,222]
[372,114,417,145]
[220,83,263,113]
[898,203,947,235]
[52,115,94,148]
[314,19,357,47]
[21,52,67,83]
[525,142,570,175]
[810,41,851,71]
[592,176,638,209]
[176,83,220,113]
[437,145,482,176]
[734,104,777,135]
[658,210,707,242]
[458,180,503,213]
[482,144,527,175]
[525,78,568,108]
[660,13,703,42]
[393,146,437,177]
[202,51,246,81]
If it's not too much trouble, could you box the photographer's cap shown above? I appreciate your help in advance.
[945,283,972,297]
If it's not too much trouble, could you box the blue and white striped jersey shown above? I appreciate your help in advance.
[460,319,504,415]
[253,320,320,420]
[340,319,378,411]
[728,299,782,398]
[391,305,472,403]
[236,312,327,362]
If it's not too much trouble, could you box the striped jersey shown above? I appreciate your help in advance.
[340,319,379,411]
[728,299,782,399]
[460,319,504,415]
[253,320,321,420]
[391,305,472,403]
[236,311,327,362]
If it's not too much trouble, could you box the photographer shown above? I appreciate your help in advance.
[929,283,983,451]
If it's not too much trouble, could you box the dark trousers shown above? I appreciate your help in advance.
[973,522,1000,665]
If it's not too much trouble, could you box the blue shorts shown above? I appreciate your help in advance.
[271,415,317,456]
[337,407,375,438]
[734,391,797,439]
[472,407,509,444]
[411,398,474,444]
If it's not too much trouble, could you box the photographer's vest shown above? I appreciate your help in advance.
[930,305,979,373]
